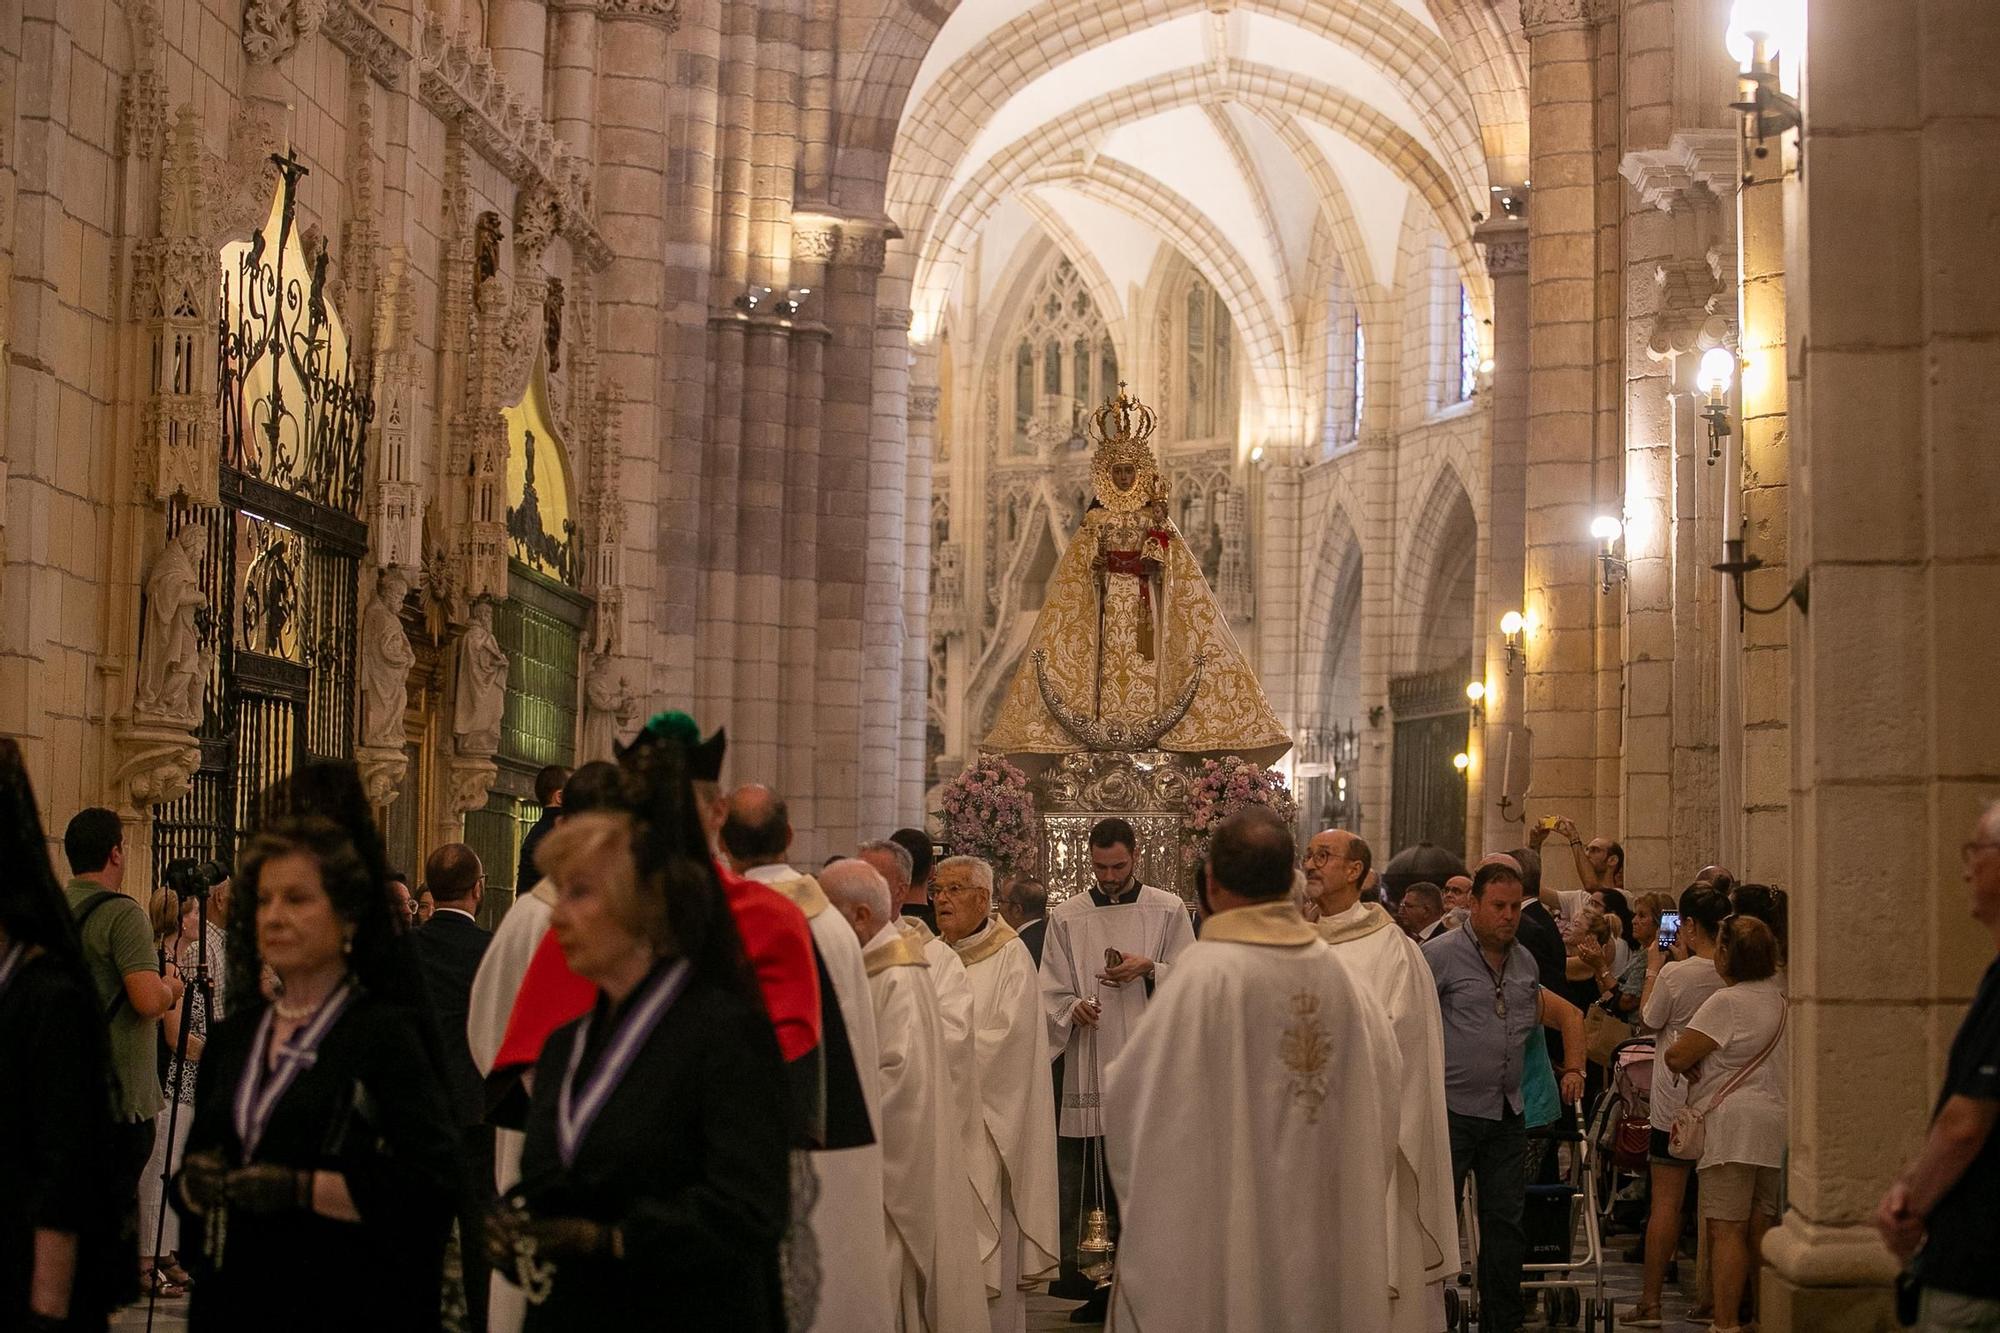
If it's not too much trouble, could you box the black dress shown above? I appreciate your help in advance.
[180,992,459,1332]
[0,952,124,1332]
[515,973,792,1332]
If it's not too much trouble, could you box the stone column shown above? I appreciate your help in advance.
[1520,0,1605,884]
[548,1,599,165]
[902,338,940,821]
[1760,1,2000,1325]
[485,0,549,110]
[1474,218,1528,853]
[594,4,674,713]
[861,274,913,837]
[1356,429,1396,851]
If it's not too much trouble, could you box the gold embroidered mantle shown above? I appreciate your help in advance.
[981,506,1290,765]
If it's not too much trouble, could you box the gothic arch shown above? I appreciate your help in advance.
[1397,464,1478,674]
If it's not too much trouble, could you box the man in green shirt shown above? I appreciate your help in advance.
[63,808,182,1286]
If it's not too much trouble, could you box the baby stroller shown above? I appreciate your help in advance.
[1588,1036,1657,1229]
[1452,1117,1612,1331]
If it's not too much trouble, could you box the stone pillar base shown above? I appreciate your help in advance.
[1759,1213,1898,1332]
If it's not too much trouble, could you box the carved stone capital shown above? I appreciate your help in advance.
[1521,0,1598,35]
[793,223,839,262]
[1476,216,1531,277]
[355,744,411,808]
[877,305,913,332]
[243,0,331,65]
[908,388,940,422]
[1620,131,1738,212]
[599,0,681,30]
[837,228,889,272]
[447,756,501,815]
[113,720,203,813]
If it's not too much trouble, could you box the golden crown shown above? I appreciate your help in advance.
[1089,385,1158,449]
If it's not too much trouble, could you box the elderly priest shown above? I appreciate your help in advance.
[1102,808,1402,1331]
[823,858,990,1332]
[936,855,1061,1333]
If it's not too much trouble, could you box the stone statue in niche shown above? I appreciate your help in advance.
[136,523,210,724]
[359,566,417,749]
[583,654,638,760]
[475,210,503,285]
[454,599,509,755]
[544,276,564,373]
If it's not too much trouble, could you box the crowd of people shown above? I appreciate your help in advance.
[3,722,1998,1333]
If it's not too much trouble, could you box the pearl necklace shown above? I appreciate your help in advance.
[272,976,345,1021]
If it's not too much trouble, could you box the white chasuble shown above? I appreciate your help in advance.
[1040,885,1196,1138]
[865,926,992,1333]
[1318,901,1460,1333]
[1102,901,1401,1333]
[952,919,1062,1329]
[750,866,892,1333]
[905,919,1000,1290]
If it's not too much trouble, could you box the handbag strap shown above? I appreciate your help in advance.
[1694,998,1786,1116]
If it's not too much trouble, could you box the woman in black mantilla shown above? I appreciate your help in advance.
[485,738,792,1331]
[173,805,459,1331]
[0,739,127,1332]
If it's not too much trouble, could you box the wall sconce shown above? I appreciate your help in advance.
[1452,751,1471,775]
[1591,515,1627,593]
[1465,680,1486,726]
[1713,530,1810,628]
[734,285,774,313]
[775,287,812,317]
[1500,611,1525,675]
[1725,0,1804,168]
[1698,346,1735,465]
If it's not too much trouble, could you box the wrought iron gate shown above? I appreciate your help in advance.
[1389,658,1470,860]
[153,154,374,871]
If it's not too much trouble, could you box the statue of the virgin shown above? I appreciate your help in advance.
[982,388,1289,766]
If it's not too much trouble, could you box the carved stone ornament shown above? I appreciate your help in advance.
[908,387,940,422]
[354,744,410,808]
[242,0,331,65]
[122,0,168,160]
[1482,238,1529,277]
[1521,0,1598,33]
[1620,131,1738,213]
[514,184,562,267]
[112,725,204,812]
[583,654,640,761]
[600,0,683,31]
[359,566,417,749]
[475,211,504,285]
[453,600,509,755]
[447,756,501,816]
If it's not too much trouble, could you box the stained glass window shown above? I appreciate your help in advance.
[1354,321,1368,435]
[1458,284,1479,402]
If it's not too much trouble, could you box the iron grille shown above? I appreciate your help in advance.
[151,152,373,872]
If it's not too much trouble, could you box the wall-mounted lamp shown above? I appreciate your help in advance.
[1249,444,1266,464]
[1713,530,1810,629]
[1500,611,1525,675]
[1725,0,1804,169]
[1698,346,1736,466]
[775,286,812,317]
[1591,515,1627,593]
[734,285,774,313]
[1465,680,1486,726]
[1452,751,1471,774]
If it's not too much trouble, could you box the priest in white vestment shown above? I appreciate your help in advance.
[863,840,1001,1288]
[936,855,1062,1333]
[724,786,892,1333]
[1305,828,1460,1333]
[1039,817,1195,1316]
[824,859,992,1332]
[1103,809,1401,1332]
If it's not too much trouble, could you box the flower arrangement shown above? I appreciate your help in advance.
[1183,755,1299,868]
[935,756,1040,876]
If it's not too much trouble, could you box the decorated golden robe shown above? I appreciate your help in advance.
[981,504,1288,764]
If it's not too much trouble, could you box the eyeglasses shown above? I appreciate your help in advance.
[1962,841,2000,865]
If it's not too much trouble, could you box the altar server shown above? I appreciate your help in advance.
[723,786,890,1333]
[825,859,990,1332]
[936,856,1061,1333]
[1305,828,1459,1333]
[1103,809,1400,1332]
[1039,818,1194,1318]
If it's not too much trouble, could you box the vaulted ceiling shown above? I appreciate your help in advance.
[889,0,1527,435]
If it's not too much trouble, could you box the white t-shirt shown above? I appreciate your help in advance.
[1639,955,1724,1130]
[1684,977,1789,1169]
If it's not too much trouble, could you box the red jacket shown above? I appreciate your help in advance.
[491,862,821,1074]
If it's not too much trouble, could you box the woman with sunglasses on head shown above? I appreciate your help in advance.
[173,798,459,1332]
[0,739,126,1332]
[486,739,791,1331]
